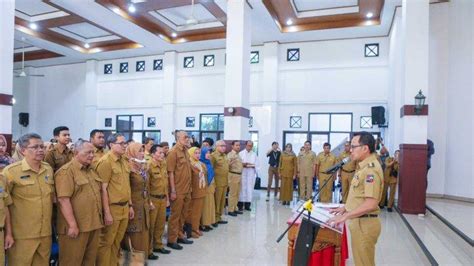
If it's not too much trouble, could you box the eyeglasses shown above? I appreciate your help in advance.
[26,145,45,151]
[350,144,364,149]
[113,142,127,147]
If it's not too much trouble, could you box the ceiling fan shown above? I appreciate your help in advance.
[14,38,45,78]
[179,0,226,29]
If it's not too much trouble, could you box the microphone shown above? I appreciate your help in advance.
[324,157,351,174]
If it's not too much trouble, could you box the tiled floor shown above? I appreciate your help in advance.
[426,197,474,240]
[151,191,430,265]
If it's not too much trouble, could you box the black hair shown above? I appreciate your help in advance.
[203,137,214,146]
[106,133,124,146]
[144,137,154,145]
[90,129,104,138]
[272,141,278,146]
[323,142,331,148]
[304,140,311,145]
[53,126,69,137]
[160,141,169,147]
[150,144,163,155]
[353,131,376,153]
[231,140,240,146]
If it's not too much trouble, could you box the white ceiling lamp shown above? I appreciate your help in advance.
[286,19,293,26]
[14,37,45,78]
[171,32,177,38]
[128,4,136,13]
[11,98,16,105]
[29,23,38,30]
[84,43,90,48]
[180,0,226,30]
[366,12,374,18]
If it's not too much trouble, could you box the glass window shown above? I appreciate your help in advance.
[284,133,308,154]
[329,133,350,150]
[331,114,352,132]
[310,114,330,132]
[131,116,143,130]
[200,115,218,131]
[218,115,224,131]
[117,115,131,131]
[144,131,161,143]
[250,131,259,154]
[310,134,328,154]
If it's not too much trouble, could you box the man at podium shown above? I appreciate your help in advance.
[327,132,383,266]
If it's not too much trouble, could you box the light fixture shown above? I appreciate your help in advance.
[286,19,293,26]
[128,4,136,13]
[84,43,90,48]
[171,32,177,38]
[11,98,16,105]
[29,23,38,30]
[227,107,235,114]
[366,12,374,18]
[414,90,426,115]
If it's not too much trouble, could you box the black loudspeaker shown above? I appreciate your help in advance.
[19,112,29,127]
[371,106,385,125]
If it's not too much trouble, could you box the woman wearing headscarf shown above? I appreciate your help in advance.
[0,135,15,171]
[11,141,24,162]
[185,147,207,238]
[123,143,158,261]
[279,143,297,205]
[199,147,215,231]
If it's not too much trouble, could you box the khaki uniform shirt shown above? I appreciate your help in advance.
[44,144,74,172]
[346,153,383,215]
[144,152,152,162]
[92,147,106,169]
[211,151,229,187]
[298,150,317,177]
[316,152,338,174]
[190,162,207,199]
[148,160,168,196]
[166,144,191,195]
[279,153,297,178]
[384,157,399,184]
[55,159,103,234]
[3,160,54,239]
[227,150,243,174]
[338,151,357,172]
[0,174,13,228]
[95,151,131,204]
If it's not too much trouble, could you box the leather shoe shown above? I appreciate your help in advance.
[228,212,237,216]
[235,210,244,214]
[212,223,218,228]
[154,248,171,254]
[166,243,183,250]
[217,220,228,224]
[201,226,210,232]
[177,238,193,244]
[205,226,214,230]
[148,254,159,260]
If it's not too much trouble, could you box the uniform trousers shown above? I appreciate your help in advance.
[298,175,313,200]
[97,205,129,266]
[318,173,334,203]
[185,197,205,236]
[8,236,51,266]
[348,217,381,266]
[149,197,167,251]
[340,171,354,203]
[228,173,241,212]
[168,193,191,243]
[58,229,100,266]
[214,185,228,222]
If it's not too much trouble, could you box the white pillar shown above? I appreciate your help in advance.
[84,60,99,138]
[223,0,251,141]
[0,0,15,142]
[161,51,178,143]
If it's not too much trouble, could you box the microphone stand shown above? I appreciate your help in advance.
[276,168,338,243]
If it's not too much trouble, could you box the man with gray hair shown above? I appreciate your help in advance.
[3,133,54,265]
[95,133,134,265]
[54,140,103,265]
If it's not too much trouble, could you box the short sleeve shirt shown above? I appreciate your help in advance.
[95,151,131,204]
[148,160,169,196]
[346,153,383,215]
[338,151,357,172]
[44,144,74,172]
[211,151,229,187]
[0,174,12,228]
[316,152,337,174]
[298,151,316,177]
[166,144,191,195]
[227,150,243,174]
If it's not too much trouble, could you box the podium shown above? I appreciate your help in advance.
[287,216,348,266]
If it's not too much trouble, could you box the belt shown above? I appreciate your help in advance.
[342,169,355,173]
[229,171,242,175]
[150,194,166,199]
[111,201,128,206]
[359,214,378,218]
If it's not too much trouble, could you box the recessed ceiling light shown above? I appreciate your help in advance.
[128,4,136,13]
[366,12,374,18]
[84,43,90,48]
[171,32,177,38]
[286,19,293,26]
[29,23,38,30]
[12,98,16,105]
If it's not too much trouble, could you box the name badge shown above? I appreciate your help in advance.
[20,175,30,179]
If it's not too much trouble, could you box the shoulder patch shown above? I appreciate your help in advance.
[365,174,374,183]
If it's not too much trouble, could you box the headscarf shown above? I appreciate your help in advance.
[199,147,214,184]
[12,143,23,161]
[188,147,205,188]
[126,142,147,176]
[0,135,14,169]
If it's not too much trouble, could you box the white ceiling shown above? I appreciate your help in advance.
[15,0,58,16]
[14,0,402,68]
[293,0,359,12]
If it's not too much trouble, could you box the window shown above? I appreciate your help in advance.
[116,114,161,143]
[360,116,373,129]
[120,62,128,73]
[290,116,302,128]
[365,43,379,57]
[136,61,145,72]
[184,56,194,68]
[153,59,163,70]
[250,51,259,64]
[248,116,253,128]
[287,48,300,61]
[104,64,112,74]
[204,55,215,67]
[200,114,224,131]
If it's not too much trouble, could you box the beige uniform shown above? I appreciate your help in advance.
[55,159,103,266]
[316,152,338,203]
[380,157,398,208]
[211,151,229,222]
[185,163,208,237]
[346,153,383,266]
[95,151,131,266]
[44,144,74,172]
[3,160,54,266]
[92,147,106,169]
[338,151,357,203]
[148,160,168,251]
[227,150,243,212]
[0,174,12,265]
[166,144,192,243]
[279,153,297,202]
[297,151,316,200]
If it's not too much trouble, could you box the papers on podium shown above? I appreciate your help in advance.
[293,201,344,234]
